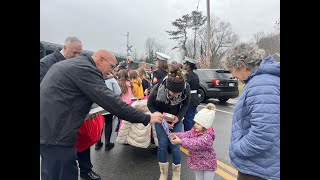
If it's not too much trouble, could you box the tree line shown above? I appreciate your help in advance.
[133,11,280,68]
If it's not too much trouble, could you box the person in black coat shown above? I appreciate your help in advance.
[40,37,104,180]
[147,62,191,180]
[182,57,200,131]
[40,36,82,82]
[40,49,163,180]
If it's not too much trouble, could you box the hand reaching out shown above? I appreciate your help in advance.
[169,133,182,145]
[150,112,163,124]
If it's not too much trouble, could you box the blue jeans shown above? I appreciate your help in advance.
[183,106,197,131]
[155,120,183,164]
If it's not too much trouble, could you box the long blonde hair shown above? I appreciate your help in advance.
[128,70,142,86]
[117,69,134,95]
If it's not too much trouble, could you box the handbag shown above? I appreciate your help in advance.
[76,114,105,152]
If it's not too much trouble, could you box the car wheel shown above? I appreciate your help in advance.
[198,88,207,103]
[218,97,229,103]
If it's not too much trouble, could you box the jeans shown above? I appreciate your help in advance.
[155,120,183,164]
[183,106,197,131]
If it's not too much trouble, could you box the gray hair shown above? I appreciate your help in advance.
[223,43,265,70]
[64,36,82,44]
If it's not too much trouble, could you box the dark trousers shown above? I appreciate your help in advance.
[183,106,197,131]
[237,171,267,180]
[77,147,93,174]
[40,144,78,180]
[97,114,113,144]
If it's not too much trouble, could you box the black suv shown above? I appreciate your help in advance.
[194,69,239,103]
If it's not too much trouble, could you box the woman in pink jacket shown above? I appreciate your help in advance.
[170,103,217,180]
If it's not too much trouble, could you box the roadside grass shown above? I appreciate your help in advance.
[238,81,244,96]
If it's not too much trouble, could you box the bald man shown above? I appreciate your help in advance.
[40,37,101,180]
[40,49,163,180]
[40,36,82,82]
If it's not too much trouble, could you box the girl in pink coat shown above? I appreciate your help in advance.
[170,103,217,180]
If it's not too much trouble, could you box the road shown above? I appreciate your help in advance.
[86,98,238,180]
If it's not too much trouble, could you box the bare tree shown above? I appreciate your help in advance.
[254,19,280,57]
[199,16,239,68]
[144,37,167,63]
[257,34,279,56]
[185,39,196,59]
[145,37,156,64]
[130,48,139,61]
[252,32,265,44]
[154,43,166,55]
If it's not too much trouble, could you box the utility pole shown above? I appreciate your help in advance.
[205,0,211,68]
[125,32,132,59]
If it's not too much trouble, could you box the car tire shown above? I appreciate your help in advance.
[198,88,207,103]
[218,97,229,103]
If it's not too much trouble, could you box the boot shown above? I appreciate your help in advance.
[158,162,169,180]
[172,163,181,180]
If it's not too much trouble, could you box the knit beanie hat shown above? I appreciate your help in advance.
[194,103,216,129]
[166,80,185,92]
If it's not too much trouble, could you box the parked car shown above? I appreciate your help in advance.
[194,69,239,103]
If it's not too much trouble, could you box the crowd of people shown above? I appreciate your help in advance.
[40,36,280,180]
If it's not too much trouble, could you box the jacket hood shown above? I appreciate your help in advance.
[244,55,280,83]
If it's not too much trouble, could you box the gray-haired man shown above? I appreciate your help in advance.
[40,37,101,180]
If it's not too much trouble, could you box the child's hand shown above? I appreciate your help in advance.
[170,133,182,145]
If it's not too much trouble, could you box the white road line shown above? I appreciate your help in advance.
[198,105,234,115]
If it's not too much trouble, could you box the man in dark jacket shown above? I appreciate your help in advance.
[40,37,102,180]
[182,57,200,131]
[40,36,82,82]
[40,49,164,180]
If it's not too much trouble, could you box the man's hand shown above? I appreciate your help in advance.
[170,133,182,145]
[149,112,163,124]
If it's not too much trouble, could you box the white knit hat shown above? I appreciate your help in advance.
[194,103,216,129]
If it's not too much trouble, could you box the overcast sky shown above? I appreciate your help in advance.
[40,0,279,60]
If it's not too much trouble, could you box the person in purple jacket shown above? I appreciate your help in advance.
[170,103,217,180]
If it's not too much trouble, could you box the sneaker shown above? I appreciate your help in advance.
[105,142,115,151]
[95,142,103,150]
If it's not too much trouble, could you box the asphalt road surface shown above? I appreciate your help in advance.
[40,98,239,180]
[86,98,238,180]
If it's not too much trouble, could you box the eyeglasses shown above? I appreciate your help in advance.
[102,58,116,69]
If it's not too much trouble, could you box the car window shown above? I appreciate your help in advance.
[200,70,217,78]
[216,70,233,79]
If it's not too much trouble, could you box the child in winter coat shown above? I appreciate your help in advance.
[170,103,217,180]
[115,69,134,132]
[117,69,134,104]
[128,70,144,99]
